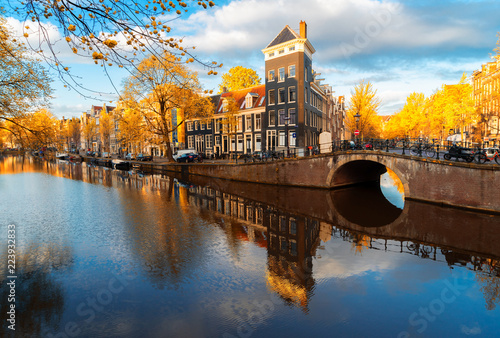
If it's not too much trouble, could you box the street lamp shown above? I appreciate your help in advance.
[283,116,290,158]
[354,113,361,142]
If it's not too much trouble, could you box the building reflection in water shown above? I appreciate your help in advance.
[3,155,500,313]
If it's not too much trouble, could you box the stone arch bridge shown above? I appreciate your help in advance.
[156,151,500,214]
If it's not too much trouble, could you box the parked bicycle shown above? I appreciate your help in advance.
[409,142,436,158]
[473,147,500,164]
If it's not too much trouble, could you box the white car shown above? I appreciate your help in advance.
[172,149,198,162]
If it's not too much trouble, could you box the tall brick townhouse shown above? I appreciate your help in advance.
[186,21,345,157]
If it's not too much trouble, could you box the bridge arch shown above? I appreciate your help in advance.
[326,153,410,198]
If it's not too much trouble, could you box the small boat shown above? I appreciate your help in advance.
[56,152,69,160]
[112,159,130,171]
[96,158,112,167]
[68,155,83,162]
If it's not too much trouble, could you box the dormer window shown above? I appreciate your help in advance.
[268,52,274,57]
[279,49,284,54]
[245,93,258,109]
[246,96,253,109]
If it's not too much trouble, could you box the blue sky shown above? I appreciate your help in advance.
[5,0,500,117]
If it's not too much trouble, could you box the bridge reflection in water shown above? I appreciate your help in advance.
[3,155,500,315]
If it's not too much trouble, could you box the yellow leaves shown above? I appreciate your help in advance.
[65,36,71,42]
[103,39,118,48]
[176,10,181,15]
[23,33,29,38]
[72,47,77,53]
[68,24,76,32]
[92,51,104,59]
[209,1,215,7]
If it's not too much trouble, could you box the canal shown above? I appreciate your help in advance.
[1,155,500,337]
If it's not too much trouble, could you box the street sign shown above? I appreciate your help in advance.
[292,133,296,138]
[354,130,360,136]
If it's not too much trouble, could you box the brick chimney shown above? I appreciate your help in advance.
[300,21,307,39]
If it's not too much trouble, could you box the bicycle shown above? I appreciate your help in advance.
[473,148,500,164]
[410,142,436,158]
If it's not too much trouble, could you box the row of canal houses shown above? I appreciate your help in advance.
[185,21,347,158]
[77,22,347,157]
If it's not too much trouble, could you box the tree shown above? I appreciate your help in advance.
[345,80,381,139]
[218,66,261,93]
[384,92,427,139]
[83,119,97,150]
[6,0,221,98]
[99,109,113,152]
[115,106,146,154]
[67,118,81,150]
[0,18,53,141]
[120,52,214,160]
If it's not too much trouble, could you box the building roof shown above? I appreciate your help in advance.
[266,25,301,48]
[215,85,266,114]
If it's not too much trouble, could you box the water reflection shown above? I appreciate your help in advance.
[2,155,500,335]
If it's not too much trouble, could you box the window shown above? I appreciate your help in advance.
[255,134,262,151]
[278,88,285,104]
[278,109,286,125]
[305,66,308,82]
[188,135,194,149]
[268,110,275,126]
[268,70,275,82]
[267,130,277,149]
[246,115,252,131]
[215,135,220,145]
[288,86,296,102]
[214,119,220,133]
[207,121,212,130]
[237,116,243,132]
[195,121,199,130]
[187,122,193,131]
[305,88,309,103]
[279,49,284,54]
[289,65,295,77]
[246,96,253,108]
[279,130,285,146]
[205,134,212,148]
[255,113,261,130]
[237,135,243,151]
[201,122,205,130]
[289,108,296,125]
[289,46,295,52]
[278,67,285,82]
[268,52,274,58]
[268,89,275,105]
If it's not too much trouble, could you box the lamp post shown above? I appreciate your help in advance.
[284,116,290,158]
[354,113,361,143]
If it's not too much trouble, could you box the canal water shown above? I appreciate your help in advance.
[1,155,500,337]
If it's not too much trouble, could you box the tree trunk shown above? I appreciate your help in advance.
[164,133,174,161]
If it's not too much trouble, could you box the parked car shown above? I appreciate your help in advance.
[125,153,136,160]
[136,153,153,161]
[176,152,202,163]
[102,152,111,158]
[173,149,198,162]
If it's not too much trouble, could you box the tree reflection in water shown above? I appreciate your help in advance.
[0,245,73,336]
[3,155,500,314]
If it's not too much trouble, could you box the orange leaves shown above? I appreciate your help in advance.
[92,51,104,59]
[103,39,118,48]
[67,24,76,31]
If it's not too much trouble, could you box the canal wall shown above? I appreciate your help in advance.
[112,151,500,213]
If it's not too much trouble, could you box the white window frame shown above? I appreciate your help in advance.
[245,115,252,131]
[188,135,194,149]
[268,89,275,105]
[288,86,296,103]
[268,70,275,82]
[278,67,285,82]
[255,113,261,131]
[187,122,193,131]
[278,88,285,104]
[289,65,295,77]
[268,110,275,126]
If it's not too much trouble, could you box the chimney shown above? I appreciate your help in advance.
[300,21,307,39]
